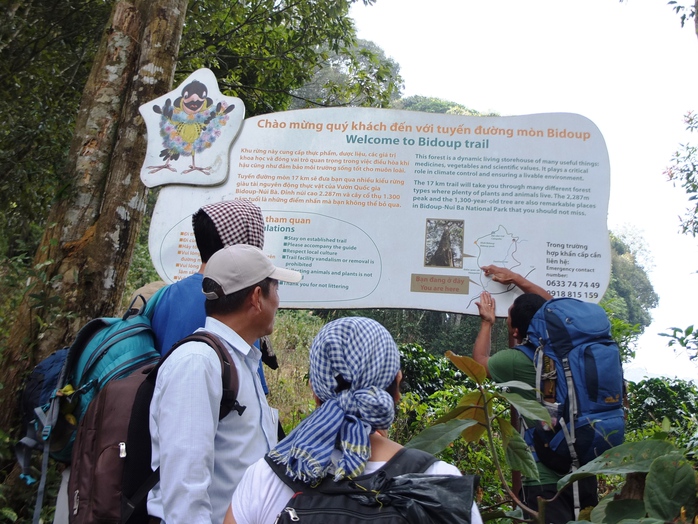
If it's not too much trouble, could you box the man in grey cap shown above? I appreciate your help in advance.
[148,244,301,524]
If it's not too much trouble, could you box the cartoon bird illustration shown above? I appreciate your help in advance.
[148,80,235,175]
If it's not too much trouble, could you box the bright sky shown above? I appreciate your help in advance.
[351,0,698,382]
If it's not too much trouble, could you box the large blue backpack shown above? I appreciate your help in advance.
[516,297,625,475]
[16,289,164,524]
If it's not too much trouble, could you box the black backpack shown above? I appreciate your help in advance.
[67,331,246,524]
[266,447,479,524]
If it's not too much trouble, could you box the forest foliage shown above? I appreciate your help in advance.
[0,1,695,522]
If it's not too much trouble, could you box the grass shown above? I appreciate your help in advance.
[265,309,325,431]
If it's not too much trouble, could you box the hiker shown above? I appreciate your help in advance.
[150,199,277,392]
[225,317,484,524]
[472,265,598,523]
[148,244,301,524]
[151,200,264,354]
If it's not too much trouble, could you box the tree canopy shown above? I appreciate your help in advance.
[392,95,496,116]
[176,0,393,114]
[601,232,659,331]
[0,0,400,259]
[289,39,402,109]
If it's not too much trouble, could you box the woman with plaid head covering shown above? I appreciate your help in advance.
[225,317,484,524]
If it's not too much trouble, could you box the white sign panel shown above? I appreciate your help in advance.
[143,76,610,316]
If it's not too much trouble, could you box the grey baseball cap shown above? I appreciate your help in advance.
[203,244,302,299]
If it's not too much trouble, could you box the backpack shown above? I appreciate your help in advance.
[515,297,625,474]
[15,290,165,524]
[266,448,479,524]
[68,331,245,524]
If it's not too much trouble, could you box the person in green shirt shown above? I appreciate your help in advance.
[472,265,597,524]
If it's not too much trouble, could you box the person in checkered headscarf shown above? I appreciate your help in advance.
[225,317,485,524]
[151,199,265,356]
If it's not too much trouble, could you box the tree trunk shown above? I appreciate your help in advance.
[0,0,188,435]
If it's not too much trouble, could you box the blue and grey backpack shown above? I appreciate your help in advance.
[516,297,625,475]
[16,289,165,524]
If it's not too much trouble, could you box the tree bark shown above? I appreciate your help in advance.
[0,0,188,434]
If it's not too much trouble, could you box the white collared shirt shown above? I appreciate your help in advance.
[148,317,278,524]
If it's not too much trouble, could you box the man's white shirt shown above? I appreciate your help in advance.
[148,317,278,524]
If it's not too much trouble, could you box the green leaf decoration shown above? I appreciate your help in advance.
[495,379,535,391]
[404,418,478,455]
[499,391,551,425]
[445,351,487,384]
[504,429,538,480]
[645,453,696,521]
[603,500,647,523]
[558,440,679,490]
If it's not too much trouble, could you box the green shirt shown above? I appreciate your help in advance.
[488,349,562,486]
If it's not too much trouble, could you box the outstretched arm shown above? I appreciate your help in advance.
[481,265,552,300]
[473,291,496,377]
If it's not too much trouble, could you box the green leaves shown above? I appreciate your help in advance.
[409,353,544,483]
[644,454,696,521]
[558,440,696,523]
[404,418,478,455]
[499,391,551,426]
[176,0,402,116]
[664,111,698,238]
[558,441,678,489]
[499,420,538,480]
[445,352,487,384]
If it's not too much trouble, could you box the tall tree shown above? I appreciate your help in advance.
[0,0,400,434]
[651,2,698,360]
[0,0,397,259]
[0,0,188,433]
[392,95,497,116]
[176,0,390,114]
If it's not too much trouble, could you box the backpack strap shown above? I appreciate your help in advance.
[265,446,438,495]
[515,342,545,404]
[121,331,245,524]
[371,447,438,478]
[171,332,246,418]
[140,285,168,320]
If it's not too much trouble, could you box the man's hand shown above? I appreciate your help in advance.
[473,291,495,377]
[481,264,553,300]
[481,265,518,285]
[476,291,496,324]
